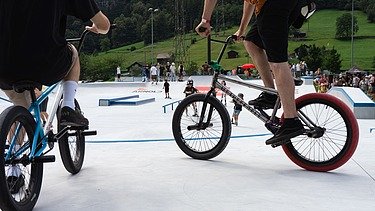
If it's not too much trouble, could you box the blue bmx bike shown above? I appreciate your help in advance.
[0,29,97,211]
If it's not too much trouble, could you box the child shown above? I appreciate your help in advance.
[183,79,199,116]
[163,79,171,99]
[231,93,244,126]
[220,80,227,106]
[183,79,198,97]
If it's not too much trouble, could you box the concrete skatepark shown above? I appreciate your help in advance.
[0,76,374,210]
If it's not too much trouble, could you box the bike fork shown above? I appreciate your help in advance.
[197,89,216,129]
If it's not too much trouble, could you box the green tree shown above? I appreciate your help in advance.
[295,44,343,73]
[100,38,111,52]
[294,44,309,60]
[335,13,359,39]
[80,54,123,81]
[112,14,138,48]
[322,48,342,73]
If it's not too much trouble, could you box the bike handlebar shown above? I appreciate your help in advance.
[66,24,117,54]
[206,34,236,66]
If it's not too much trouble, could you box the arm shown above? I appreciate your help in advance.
[195,0,218,37]
[234,1,255,39]
[86,11,110,34]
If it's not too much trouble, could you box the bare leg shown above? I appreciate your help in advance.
[64,45,80,82]
[244,41,275,89]
[62,45,79,109]
[270,62,298,118]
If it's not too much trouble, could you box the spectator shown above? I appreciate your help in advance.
[166,62,171,80]
[202,62,210,75]
[141,66,147,82]
[359,76,369,94]
[369,74,375,100]
[220,80,227,106]
[352,74,360,88]
[295,62,301,78]
[116,66,121,82]
[163,79,171,99]
[150,64,158,85]
[231,93,244,126]
[178,64,184,81]
[170,62,176,82]
[318,74,329,93]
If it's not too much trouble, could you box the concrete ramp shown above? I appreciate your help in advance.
[99,95,155,106]
[328,87,375,119]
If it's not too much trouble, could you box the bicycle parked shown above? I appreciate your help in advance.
[0,29,97,211]
[172,35,359,172]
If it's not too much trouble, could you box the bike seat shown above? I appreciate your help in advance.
[12,81,42,93]
[294,77,303,86]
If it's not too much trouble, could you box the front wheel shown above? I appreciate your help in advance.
[172,94,231,160]
[0,106,43,211]
[57,99,85,174]
[282,93,359,172]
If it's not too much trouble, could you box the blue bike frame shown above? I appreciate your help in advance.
[5,81,63,160]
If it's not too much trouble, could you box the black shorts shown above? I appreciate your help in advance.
[0,44,74,90]
[244,0,300,63]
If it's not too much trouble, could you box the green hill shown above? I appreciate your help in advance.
[88,9,375,76]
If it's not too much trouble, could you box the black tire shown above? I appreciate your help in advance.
[57,99,85,174]
[282,93,359,172]
[172,94,231,160]
[0,106,43,211]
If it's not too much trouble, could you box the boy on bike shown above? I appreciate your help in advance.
[183,78,199,116]
[0,0,110,127]
[195,0,307,146]
[0,0,110,194]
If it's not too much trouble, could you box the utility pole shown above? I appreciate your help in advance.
[149,8,159,65]
[351,0,354,68]
[174,0,186,66]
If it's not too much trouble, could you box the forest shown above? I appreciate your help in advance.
[66,0,375,53]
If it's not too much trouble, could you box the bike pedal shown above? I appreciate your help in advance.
[271,140,291,148]
[33,155,56,163]
[81,130,97,136]
[68,125,89,130]
[47,131,56,142]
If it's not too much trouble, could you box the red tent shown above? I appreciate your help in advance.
[242,63,255,69]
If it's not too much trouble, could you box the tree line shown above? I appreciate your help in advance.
[66,0,374,81]
[66,0,373,54]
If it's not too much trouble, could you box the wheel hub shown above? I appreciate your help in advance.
[307,127,325,138]
[187,122,213,131]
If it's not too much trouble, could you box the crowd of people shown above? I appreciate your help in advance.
[313,71,375,100]
[140,62,185,83]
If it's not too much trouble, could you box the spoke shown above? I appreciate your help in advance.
[179,100,223,153]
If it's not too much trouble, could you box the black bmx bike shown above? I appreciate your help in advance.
[172,35,359,172]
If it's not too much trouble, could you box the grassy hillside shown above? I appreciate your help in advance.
[291,9,375,71]
[95,9,375,73]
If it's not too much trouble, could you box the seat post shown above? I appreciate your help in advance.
[29,89,37,103]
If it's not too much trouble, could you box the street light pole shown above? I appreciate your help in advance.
[149,8,159,65]
[351,0,354,68]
